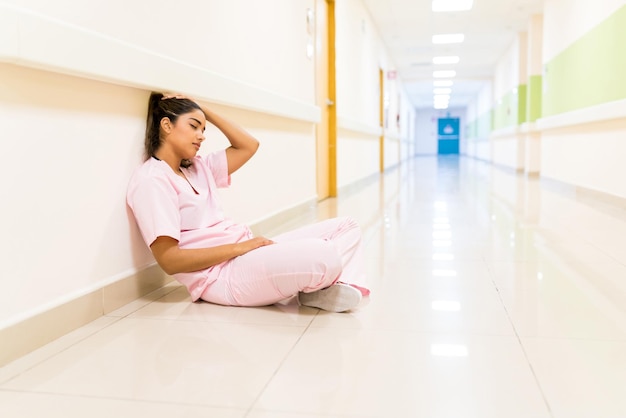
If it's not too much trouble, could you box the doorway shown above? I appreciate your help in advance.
[437,117,460,154]
[314,0,337,199]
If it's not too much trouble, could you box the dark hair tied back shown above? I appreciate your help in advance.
[144,92,201,167]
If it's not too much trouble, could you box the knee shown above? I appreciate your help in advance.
[314,240,343,278]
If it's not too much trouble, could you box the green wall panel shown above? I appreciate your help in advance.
[543,5,626,116]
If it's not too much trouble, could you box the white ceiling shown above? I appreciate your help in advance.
[361,0,545,109]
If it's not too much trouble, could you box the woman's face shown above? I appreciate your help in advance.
[162,109,206,159]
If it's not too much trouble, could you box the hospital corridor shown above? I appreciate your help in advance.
[1,0,626,417]
[2,155,626,417]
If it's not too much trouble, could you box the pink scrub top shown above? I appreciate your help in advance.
[126,150,254,301]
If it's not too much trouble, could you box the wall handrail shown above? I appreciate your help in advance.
[0,3,320,123]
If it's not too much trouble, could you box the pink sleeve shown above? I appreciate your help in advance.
[127,173,181,247]
[201,150,231,188]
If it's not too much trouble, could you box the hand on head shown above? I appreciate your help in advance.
[162,92,196,102]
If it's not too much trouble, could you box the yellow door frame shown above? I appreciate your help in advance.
[314,0,337,199]
[327,0,337,197]
[379,67,385,172]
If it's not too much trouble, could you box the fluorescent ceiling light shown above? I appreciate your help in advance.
[433,70,456,78]
[432,33,465,44]
[433,56,460,65]
[434,80,454,87]
[434,88,452,94]
[432,0,473,12]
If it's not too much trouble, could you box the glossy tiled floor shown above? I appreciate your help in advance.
[2,155,626,418]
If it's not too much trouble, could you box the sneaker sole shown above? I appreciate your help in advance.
[298,283,362,312]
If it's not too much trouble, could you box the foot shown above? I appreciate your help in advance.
[298,283,362,312]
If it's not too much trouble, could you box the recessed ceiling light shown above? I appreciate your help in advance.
[434,80,454,87]
[434,88,452,94]
[433,70,456,78]
[433,56,460,65]
[432,0,473,12]
[432,33,465,44]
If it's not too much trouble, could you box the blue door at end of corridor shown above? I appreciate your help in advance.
[437,117,460,154]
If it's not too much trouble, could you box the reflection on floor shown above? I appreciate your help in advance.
[1,156,626,418]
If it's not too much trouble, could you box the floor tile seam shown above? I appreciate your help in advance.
[487,263,556,418]
[518,335,626,343]
[247,405,370,418]
[114,284,184,316]
[104,285,183,318]
[0,316,125,387]
[244,310,321,417]
[301,325,522,338]
[116,315,315,328]
[0,386,248,410]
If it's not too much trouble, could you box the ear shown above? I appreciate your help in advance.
[160,117,173,134]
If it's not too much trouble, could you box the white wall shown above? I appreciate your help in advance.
[540,0,626,199]
[464,82,492,159]
[0,0,319,329]
[543,0,625,61]
[334,0,416,186]
[493,39,521,101]
[0,65,152,326]
[1,0,316,103]
[0,0,417,333]
[541,120,626,197]
[336,0,383,125]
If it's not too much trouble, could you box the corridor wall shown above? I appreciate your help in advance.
[335,0,417,189]
[538,0,626,199]
[0,0,317,365]
[464,1,626,201]
[464,85,492,161]
[0,0,418,366]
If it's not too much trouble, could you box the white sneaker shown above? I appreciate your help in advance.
[298,283,362,312]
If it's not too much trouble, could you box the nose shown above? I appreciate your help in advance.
[198,132,205,142]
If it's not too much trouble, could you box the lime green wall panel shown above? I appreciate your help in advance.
[543,5,626,116]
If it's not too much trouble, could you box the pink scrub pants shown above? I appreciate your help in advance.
[200,216,364,306]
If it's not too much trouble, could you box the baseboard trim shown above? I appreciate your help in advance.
[541,177,626,209]
[0,200,324,367]
[248,198,318,237]
[0,264,170,367]
[3,190,408,366]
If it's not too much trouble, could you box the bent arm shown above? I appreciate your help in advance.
[200,105,260,175]
[150,236,274,275]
